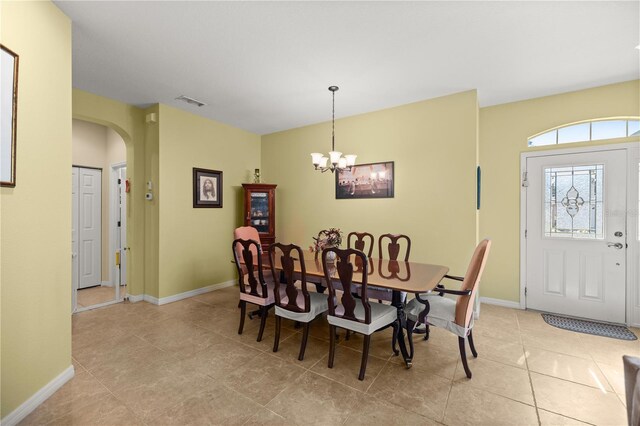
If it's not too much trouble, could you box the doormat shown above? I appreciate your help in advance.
[541,313,637,341]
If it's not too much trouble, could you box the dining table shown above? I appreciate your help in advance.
[271,250,449,367]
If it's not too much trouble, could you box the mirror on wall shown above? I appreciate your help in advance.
[1,44,19,187]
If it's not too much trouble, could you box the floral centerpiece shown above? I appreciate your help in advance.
[310,228,343,257]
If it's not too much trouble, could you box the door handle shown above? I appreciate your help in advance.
[607,242,624,249]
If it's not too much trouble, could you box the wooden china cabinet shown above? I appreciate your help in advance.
[242,183,277,252]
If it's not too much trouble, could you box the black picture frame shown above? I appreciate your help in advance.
[335,161,394,199]
[193,168,223,208]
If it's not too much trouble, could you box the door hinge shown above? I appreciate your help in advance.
[117,221,121,227]
[525,287,527,296]
[522,171,529,187]
[118,178,121,184]
[525,229,527,238]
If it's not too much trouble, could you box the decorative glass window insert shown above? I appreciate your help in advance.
[529,119,640,147]
[544,165,604,239]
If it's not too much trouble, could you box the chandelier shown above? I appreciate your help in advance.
[311,86,357,173]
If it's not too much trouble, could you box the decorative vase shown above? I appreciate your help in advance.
[325,248,337,263]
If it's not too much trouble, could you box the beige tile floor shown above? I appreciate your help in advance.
[77,285,126,308]
[22,286,637,425]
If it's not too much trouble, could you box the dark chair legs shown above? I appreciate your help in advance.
[298,323,310,361]
[345,330,351,340]
[358,334,371,381]
[423,324,430,341]
[391,319,400,356]
[273,315,281,352]
[458,336,472,378]
[468,330,478,358]
[405,319,415,360]
[328,325,337,368]
[257,306,268,342]
[238,300,247,335]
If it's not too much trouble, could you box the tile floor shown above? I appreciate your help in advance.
[22,287,637,425]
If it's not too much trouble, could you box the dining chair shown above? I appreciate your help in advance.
[232,238,280,342]
[234,226,262,271]
[378,233,411,261]
[322,247,399,381]
[347,231,375,257]
[269,243,329,360]
[368,233,412,303]
[404,239,492,378]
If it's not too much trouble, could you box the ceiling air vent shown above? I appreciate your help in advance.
[175,95,206,107]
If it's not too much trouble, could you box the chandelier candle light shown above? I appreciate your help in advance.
[311,86,357,173]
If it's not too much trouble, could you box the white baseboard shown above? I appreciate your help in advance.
[130,280,236,306]
[1,365,75,426]
[479,297,522,310]
[127,294,144,303]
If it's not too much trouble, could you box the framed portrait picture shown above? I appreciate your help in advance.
[335,161,394,199]
[1,44,19,187]
[193,168,222,208]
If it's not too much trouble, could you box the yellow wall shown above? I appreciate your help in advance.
[479,80,640,302]
[0,1,72,417]
[157,104,261,298]
[262,90,479,276]
[72,119,126,282]
[72,89,146,297]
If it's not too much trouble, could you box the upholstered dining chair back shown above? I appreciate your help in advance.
[232,238,269,299]
[269,243,311,314]
[378,234,411,262]
[322,247,371,326]
[347,232,375,257]
[234,226,261,262]
[455,239,492,329]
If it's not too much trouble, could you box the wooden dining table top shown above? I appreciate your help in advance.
[271,250,449,294]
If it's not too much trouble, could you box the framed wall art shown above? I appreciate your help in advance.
[193,168,223,208]
[335,161,394,199]
[1,44,19,187]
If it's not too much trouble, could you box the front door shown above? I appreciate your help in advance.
[525,149,627,323]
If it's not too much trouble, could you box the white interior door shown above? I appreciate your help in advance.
[526,149,627,323]
[71,168,79,311]
[118,166,127,286]
[78,167,102,289]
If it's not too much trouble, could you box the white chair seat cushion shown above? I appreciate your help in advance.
[328,300,397,335]
[275,291,329,323]
[239,274,280,306]
[404,294,472,338]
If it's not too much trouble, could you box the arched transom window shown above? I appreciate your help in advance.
[528,118,640,147]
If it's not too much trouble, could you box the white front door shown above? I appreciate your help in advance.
[525,149,627,323]
[71,168,79,311]
[77,167,102,289]
[118,166,127,286]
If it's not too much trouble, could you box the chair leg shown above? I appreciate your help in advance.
[298,322,310,361]
[459,336,472,379]
[328,325,337,368]
[423,324,430,341]
[405,319,415,360]
[391,319,399,356]
[468,329,478,358]
[345,330,351,341]
[273,315,281,352]
[257,306,268,342]
[238,300,246,335]
[359,334,371,381]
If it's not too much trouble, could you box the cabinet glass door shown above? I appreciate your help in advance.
[250,192,269,233]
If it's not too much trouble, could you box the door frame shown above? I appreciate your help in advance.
[110,161,126,301]
[520,142,640,326]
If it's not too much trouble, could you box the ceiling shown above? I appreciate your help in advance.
[55,1,639,135]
